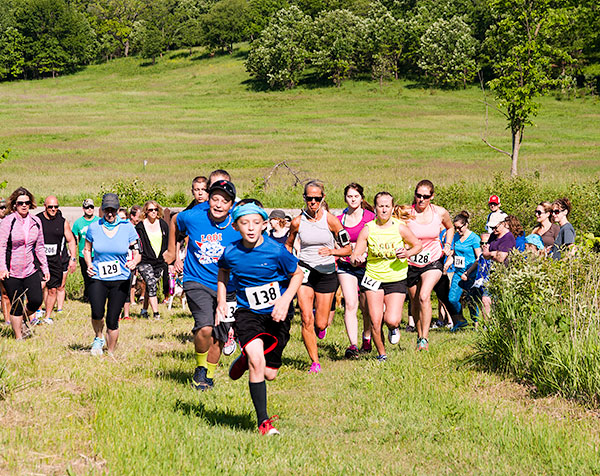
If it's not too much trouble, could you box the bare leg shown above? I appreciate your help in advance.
[56,272,67,310]
[45,287,58,321]
[11,314,23,339]
[413,270,442,341]
[297,285,318,363]
[338,273,359,347]
[106,328,119,352]
[365,289,385,356]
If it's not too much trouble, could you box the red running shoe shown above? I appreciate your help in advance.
[228,353,248,380]
[259,416,280,436]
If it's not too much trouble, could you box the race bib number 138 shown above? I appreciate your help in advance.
[246,282,281,310]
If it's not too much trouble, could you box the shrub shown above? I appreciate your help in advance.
[99,179,166,209]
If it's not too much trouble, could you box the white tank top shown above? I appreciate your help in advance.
[297,211,336,274]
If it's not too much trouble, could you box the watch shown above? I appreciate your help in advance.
[70,257,77,262]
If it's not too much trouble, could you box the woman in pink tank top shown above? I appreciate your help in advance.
[405,180,454,351]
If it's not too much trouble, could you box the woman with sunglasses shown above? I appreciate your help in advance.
[336,183,375,357]
[135,200,169,320]
[406,180,454,351]
[351,192,421,361]
[0,187,49,339]
[84,193,141,355]
[551,198,575,260]
[285,181,352,373]
[447,211,481,331]
[532,202,559,253]
[482,217,516,264]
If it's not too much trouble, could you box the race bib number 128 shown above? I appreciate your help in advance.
[246,282,281,310]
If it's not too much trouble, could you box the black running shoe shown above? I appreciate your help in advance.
[191,366,213,391]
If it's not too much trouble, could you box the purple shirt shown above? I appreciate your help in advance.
[337,208,375,265]
[489,232,516,264]
[0,212,49,278]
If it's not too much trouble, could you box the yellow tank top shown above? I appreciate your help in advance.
[366,218,408,282]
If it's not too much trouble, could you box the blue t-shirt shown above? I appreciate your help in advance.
[177,204,240,291]
[515,233,526,252]
[451,231,481,275]
[86,220,139,281]
[218,236,298,314]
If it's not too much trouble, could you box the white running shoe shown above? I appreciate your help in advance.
[90,337,105,356]
[388,327,400,345]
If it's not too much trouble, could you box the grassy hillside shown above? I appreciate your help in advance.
[0,48,598,207]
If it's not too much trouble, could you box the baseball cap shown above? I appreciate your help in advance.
[101,193,120,210]
[208,180,236,201]
[487,215,505,229]
[269,209,286,220]
[525,234,545,250]
[488,195,500,205]
[82,198,94,208]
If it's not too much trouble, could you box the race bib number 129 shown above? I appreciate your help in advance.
[246,282,281,310]
[98,260,120,279]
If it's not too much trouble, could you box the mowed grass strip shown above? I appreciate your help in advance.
[1,300,599,475]
[0,48,598,207]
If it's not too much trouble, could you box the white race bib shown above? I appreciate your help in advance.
[44,244,57,256]
[299,266,310,284]
[221,300,237,323]
[98,260,121,279]
[246,282,281,311]
[361,274,381,291]
[410,251,431,265]
[454,256,466,269]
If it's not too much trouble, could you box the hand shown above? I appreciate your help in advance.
[215,302,227,326]
[125,260,137,271]
[271,297,290,322]
[460,273,468,281]
[43,273,50,282]
[318,247,332,257]
[443,243,453,257]
[162,250,175,264]
[174,258,184,274]
[87,266,96,277]
[351,254,365,266]
[0,270,8,280]
[68,260,77,274]
[395,247,407,260]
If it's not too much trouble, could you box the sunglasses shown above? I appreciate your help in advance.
[415,193,432,200]
[534,210,544,216]
[84,205,94,210]
[104,208,117,214]
[16,200,31,207]
[455,224,465,231]
[304,196,323,203]
[0,206,6,210]
[46,205,59,210]
[552,209,563,215]
[147,208,158,212]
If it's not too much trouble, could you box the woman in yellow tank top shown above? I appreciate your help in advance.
[351,192,421,361]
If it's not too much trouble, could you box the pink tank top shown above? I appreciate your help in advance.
[406,205,443,268]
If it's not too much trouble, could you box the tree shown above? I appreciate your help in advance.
[137,21,164,63]
[201,0,251,53]
[0,27,25,80]
[246,6,313,89]
[484,0,572,176]
[175,0,204,54]
[417,16,478,88]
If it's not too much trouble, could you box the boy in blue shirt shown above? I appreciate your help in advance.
[217,202,303,436]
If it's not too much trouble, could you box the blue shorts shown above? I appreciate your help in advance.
[337,260,365,281]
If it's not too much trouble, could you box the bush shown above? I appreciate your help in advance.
[470,250,600,406]
[99,179,166,209]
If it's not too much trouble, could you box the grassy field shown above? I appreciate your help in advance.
[0,48,598,207]
[1,297,600,475]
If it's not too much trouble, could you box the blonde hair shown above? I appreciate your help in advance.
[392,204,411,221]
[142,200,163,219]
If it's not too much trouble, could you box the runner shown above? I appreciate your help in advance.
[351,192,422,360]
[285,181,352,373]
[0,187,49,340]
[135,200,169,320]
[406,180,454,351]
[0,198,11,325]
[163,180,240,390]
[72,199,100,303]
[84,193,140,355]
[217,202,303,435]
[447,211,481,331]
[336,183,375,357]
[37,196,77,323]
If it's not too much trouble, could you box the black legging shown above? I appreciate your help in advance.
[89,278,129,330]
[79,256,92,302]
[3,272,43,316]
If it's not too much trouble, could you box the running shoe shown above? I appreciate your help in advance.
[308,362,321,374]
[2,321,10,326]
[140,309,149,319]
[431,319,445,329]
[29,317,40,327]
[35,309,45,319]
[223,330,237,356]
[417,338,429,351]
[258,416,280,436]
[388,327,400,345]
[228,353,248,380]
[405,325,416,333]
[360,334,372,353]
[153,312,161,320]
[316,327,327,340]
[122,315,133,321]
[344,345,359,359]
[43,317,54,324]
[191,366,213,391]
[90,337,105,356]
[55,309,63,315]
[376,354,387,362]
[450,320,469,332]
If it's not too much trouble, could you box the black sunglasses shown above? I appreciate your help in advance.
[0,206,6,210]
[552,209,563,215]
[304,195,323,203]
[46,205,59,210]
[16,200,31,206]
[147,208,158,212]
[455,224,465,230]
[415,193,432,200]
[534,210,543,216]
[84,205,94,210]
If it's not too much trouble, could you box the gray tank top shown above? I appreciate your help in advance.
[298,211,336,274]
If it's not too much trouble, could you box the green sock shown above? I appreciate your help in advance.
[206,362,217,379]
[195,351,208,368]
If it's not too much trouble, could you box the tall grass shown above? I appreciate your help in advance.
[471,250,600,406]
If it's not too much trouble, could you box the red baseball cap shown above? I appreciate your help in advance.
[488,195,500,205]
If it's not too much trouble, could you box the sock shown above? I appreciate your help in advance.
[249,381,268,425]
[206,362,217,379]
[195,351,208,368]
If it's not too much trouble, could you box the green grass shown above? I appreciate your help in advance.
[0,48,598,207]
[1,296,600,475]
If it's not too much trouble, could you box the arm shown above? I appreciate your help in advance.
[163,216,179,268]
[215,267,230,325]
[350,226,369,266]
[64,219,77,273]
[0,217,10,278]
[84,239,96,277]
[439,206,454,256]
[126,242,141,270]
[34,221,50,280]
[319,212,351,257]
[397,224,422,260]
[284,217,300,254]
[271,266,304,322]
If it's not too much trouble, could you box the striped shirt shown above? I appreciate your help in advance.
[0,212,49,278]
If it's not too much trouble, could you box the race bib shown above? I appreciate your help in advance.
[454,256,466,269]
[473,278,485,288]
[246,282,281,311]
[410,251,431,265]
[98,260,121,279]
[361,274,381,291]
[44,244,57,256]
[299,266,310,284]
[221,300,237,323]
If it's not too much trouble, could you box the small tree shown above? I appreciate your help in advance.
[139,22,164,64]
[0,27,25,80]
[201,0,251,53]
[246,6,313,89]
[417,16,478,88]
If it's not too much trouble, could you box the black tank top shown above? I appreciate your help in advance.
[37,211,67,265]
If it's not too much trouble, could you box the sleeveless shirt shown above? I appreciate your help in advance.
[297,211,336,274]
